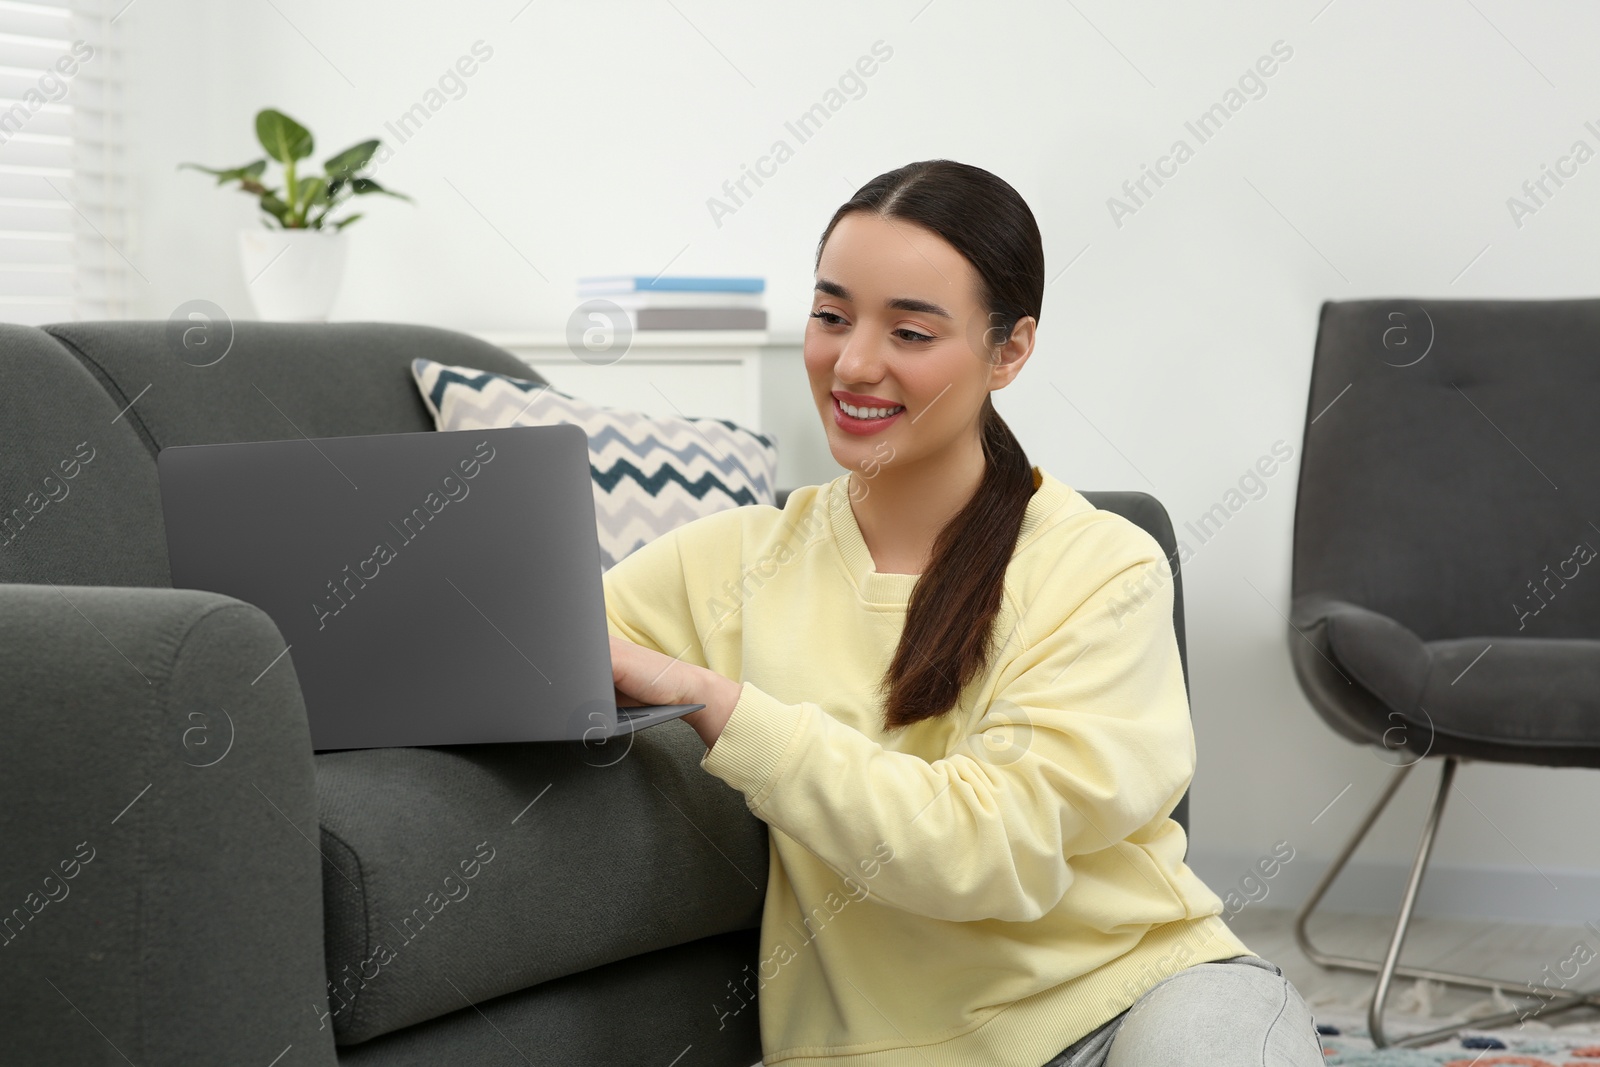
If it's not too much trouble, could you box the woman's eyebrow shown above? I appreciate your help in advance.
[814,278,953,319]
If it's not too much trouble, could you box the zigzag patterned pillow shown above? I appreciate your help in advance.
[409,357,779,570]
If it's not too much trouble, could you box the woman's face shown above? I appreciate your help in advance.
[805,211,1031,486]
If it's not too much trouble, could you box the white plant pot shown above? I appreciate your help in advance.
[237,228,349,321]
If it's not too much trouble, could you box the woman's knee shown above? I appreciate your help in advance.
[1103,957,1323,1067]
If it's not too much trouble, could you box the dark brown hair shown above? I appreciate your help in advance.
[814,159,1045,730]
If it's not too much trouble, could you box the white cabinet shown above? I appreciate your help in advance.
[473,330,837,492]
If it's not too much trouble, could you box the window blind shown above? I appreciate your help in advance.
[0,0,130,326]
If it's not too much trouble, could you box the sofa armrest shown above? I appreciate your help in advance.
[0,584,338,1067]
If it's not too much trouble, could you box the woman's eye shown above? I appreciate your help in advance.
[809,311,931,344]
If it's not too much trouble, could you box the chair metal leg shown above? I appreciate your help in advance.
[1294,756,1600,1048]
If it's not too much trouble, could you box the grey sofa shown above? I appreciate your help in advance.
[0,321,769,1066]
[0,320,1194,1066]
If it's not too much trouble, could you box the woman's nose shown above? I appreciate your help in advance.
[833,333,883,382]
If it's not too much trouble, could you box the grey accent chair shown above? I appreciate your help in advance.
[1288,298,1600,1048]
[0,320,1195,1064]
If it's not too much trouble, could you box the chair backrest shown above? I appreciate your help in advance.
[1081,490,1192,850]
[1293,298,1600,641]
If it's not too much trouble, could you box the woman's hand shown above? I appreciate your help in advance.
[609,634,699,707]
[609,634,743,750]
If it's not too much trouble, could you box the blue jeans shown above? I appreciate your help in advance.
[1040,955,1324,1066]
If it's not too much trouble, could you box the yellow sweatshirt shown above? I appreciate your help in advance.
[602,466,1255,1067]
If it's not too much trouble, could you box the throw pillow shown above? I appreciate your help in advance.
[410,357,779,570]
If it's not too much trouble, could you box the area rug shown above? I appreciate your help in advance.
[1309,979,1600,1065]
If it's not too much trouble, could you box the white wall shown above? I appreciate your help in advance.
[122,0,1600,922]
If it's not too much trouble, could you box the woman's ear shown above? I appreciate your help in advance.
[990,316,1036,390]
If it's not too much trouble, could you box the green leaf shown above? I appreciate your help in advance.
[333,212,364,231]
[351,177,411,202]
[310,205,334,227]
[179,159,268,185]
[258,190,291,227]
[298,175,328,208]
[255,108,313,164]
[323,176,347,205]
[324,139,379,179]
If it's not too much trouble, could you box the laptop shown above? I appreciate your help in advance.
[156,422,703,751]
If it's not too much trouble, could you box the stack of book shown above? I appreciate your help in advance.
[576,275,766,331]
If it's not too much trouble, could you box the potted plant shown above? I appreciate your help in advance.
[181,108,411,321]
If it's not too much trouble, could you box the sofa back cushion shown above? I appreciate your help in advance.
[0,325,171,585]
[4,321,542,587]
[45,321,542,452]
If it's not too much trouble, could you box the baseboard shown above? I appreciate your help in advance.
[1186,848,1600,926]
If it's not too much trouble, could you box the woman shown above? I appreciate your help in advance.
[604,159,1324,1067]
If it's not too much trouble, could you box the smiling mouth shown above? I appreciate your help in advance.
[835,397,906,419]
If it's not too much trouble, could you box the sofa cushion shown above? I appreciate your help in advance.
[0,325,170,585]
[42,321,540,457]
[410,357,779,569]
[334,929,762,1066]
[314,723,767,1045]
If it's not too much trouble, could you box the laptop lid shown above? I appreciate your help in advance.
[158,423,640,750]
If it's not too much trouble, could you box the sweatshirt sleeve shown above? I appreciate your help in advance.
[600,524,710,669]
[698,527,1195,925]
